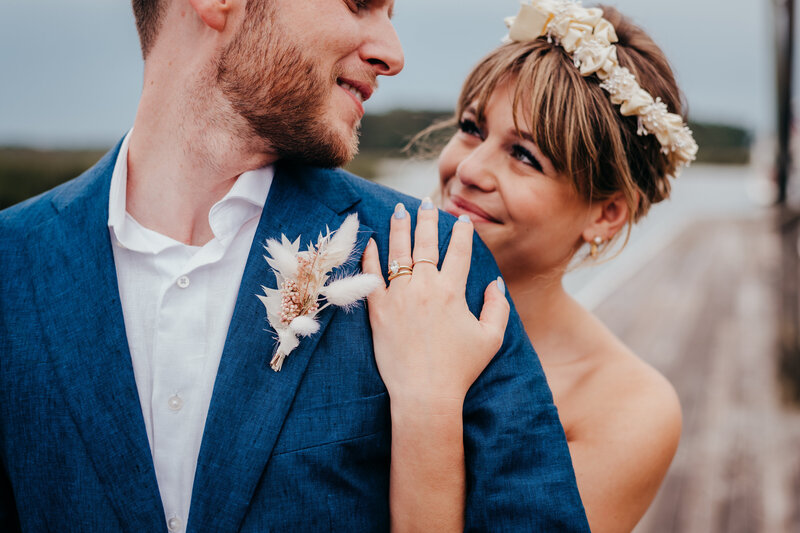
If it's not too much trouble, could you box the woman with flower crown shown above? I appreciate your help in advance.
[361,2,695,531]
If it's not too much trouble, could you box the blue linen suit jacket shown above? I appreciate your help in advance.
[0,140,590,532]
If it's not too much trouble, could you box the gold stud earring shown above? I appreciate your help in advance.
[590,236,604,259]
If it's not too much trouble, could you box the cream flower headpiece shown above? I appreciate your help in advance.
[505,0,698,174]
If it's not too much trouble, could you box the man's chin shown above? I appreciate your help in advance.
[317,126,361,168]
[279,133,359,169]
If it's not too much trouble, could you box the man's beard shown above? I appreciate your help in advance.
[216,3,359,168]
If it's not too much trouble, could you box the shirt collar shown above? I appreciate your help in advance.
[108,130,274,253]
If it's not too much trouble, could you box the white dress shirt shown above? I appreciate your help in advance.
[108,131,273,532]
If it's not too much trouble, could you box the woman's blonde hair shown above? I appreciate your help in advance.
[420,6,687,242]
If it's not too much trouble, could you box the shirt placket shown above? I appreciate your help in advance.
[151,253,208,533]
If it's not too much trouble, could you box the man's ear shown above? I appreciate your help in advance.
[580,192,634,246]
[188,0,232,32]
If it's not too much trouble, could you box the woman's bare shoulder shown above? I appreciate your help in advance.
[563,323,682,532]
[571,324,682,450]
[548,306,681,440]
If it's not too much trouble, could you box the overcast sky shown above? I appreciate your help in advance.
[0,0,778,147]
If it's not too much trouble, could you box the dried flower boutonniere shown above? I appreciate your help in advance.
[257,214,380,372]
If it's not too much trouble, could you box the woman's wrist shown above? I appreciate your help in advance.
[388,390,467,533]
[389,394,465,463]
[388,392,465,427]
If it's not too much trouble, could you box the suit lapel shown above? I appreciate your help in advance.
[28,144,166,532]
[188,162,369,533]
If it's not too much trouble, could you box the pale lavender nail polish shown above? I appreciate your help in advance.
[458,214,471,223]
[394,203,407,219]
[421,197,435,210]
[497,277,506,296]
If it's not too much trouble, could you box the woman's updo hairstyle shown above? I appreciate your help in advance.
[454,6,686,229]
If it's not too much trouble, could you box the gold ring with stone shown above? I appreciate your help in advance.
[388,260,413,277]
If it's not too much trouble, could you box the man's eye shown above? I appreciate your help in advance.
[348,0,369,11]
[511,145,543,172]
[458,119,483,139]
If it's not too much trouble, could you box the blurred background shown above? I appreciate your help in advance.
[0,0,797,531]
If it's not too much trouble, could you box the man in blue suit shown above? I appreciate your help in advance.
[0,0,589,531]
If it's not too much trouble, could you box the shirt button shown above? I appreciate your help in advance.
[167,516,182,531]
[168,395,184,411]
[176,276,190,289]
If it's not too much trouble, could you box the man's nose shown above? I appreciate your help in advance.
[360,15,404,76]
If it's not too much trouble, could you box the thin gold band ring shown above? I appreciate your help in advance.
[388,271,413,282]
[412,258,437,268]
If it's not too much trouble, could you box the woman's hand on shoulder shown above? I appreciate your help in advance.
[362,200,510,411]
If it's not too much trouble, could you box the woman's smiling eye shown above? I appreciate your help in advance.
[458,118,484,139]
[511,144,544,173]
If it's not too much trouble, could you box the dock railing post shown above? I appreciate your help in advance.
[775,0,793,205]
[775,0,800,400]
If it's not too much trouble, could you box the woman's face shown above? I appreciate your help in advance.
[439,82,593,281]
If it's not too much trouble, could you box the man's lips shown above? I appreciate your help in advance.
[337,78,374,101]
[445,195,501,224]
[336,77,374,116]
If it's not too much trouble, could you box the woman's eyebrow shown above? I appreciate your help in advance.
[511,128,536,143]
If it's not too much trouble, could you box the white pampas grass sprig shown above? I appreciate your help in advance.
[257,214,379,372]
[263,235,300,281]
[319,274,382,309]
[317,214,359,270]
[289,316,321,337]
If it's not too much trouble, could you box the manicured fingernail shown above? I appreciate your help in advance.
[394,203,407,219]
[496,277,505,296]
[458,214,471,223]
[421,197,435,210]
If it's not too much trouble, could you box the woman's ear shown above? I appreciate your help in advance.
[188,0,232,32]
[580,192,634,246]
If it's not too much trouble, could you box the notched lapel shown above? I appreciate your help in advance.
[188,163,371,533]
[29,148,166,533]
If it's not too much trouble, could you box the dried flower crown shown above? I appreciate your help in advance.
[504,0,698,174]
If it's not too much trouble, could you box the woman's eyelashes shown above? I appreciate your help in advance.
[511,144,544,173]
[459,116,544,173]
[458,118,484,139]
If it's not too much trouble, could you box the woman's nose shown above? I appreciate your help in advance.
[456,145,497,192]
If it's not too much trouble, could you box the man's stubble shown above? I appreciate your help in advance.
[216,1,359,168]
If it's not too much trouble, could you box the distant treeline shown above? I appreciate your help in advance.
[360,110,454,155]
[1,111,752,210]
[688,122,751,166]
[0,148,107,210]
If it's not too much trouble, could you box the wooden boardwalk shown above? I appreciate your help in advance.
[593,214,800,533]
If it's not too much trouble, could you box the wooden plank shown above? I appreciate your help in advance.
[589,215,800,533]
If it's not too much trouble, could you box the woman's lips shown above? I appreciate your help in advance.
[444,195,501,224]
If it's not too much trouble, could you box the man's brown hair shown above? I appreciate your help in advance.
[131,0,167,58]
